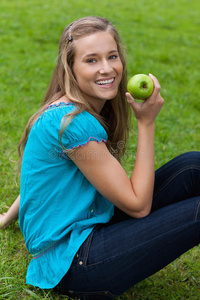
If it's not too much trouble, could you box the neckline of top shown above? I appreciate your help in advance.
[45,102,74,110]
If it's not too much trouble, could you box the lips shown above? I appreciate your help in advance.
[95,78,115,86]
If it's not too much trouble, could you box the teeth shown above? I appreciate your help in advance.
[96,78,114,85]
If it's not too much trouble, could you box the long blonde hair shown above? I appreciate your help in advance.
[18,16,131,167]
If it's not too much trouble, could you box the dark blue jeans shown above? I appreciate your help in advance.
[57,152,200,299]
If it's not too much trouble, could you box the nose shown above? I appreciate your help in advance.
[99,59,113,74]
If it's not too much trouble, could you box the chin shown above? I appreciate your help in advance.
[102,91,118,100]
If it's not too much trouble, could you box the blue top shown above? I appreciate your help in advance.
[19,102,114,289]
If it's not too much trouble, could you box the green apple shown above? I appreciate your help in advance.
[127,74,154,100]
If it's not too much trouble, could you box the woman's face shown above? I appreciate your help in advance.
[73,31,123,112]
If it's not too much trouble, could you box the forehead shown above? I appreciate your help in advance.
[74,32,117,58]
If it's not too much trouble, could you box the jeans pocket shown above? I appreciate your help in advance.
[72,230,95,267]
[67,289,117,299]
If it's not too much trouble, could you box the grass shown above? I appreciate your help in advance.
[0,0,199,298]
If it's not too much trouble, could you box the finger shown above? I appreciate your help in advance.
[157,94,165,107]
[126,92,140,110]
[148,74,161,99]
[126,92,135,103]
[149,73,160,89]
[126,92,136,106]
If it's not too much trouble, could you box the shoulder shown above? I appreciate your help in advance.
[69,109,105,132]
[62,109,108,150]
[31,102,107,150]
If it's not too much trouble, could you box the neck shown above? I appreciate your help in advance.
[94,100,107,114]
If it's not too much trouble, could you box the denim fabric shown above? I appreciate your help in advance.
[57,152,200,299]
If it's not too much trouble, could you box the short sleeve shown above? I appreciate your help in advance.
[62,110,108,150]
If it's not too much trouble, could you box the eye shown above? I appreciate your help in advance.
[87,58,96,63]
[109,54,118,60]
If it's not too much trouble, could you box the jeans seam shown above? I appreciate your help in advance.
[195,199,200,221]
[83,231,94,265]
[154,165,200,198]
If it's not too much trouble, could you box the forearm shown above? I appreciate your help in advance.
[6,194,20,220]
[130,123,155,215]
[0,195,20,228]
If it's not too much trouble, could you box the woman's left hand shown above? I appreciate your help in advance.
[0,195,20,229]
[126,74,164,127]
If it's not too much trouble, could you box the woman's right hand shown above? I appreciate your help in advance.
[0,195,20,229]
[126,74,164,127]
[0,213,10,229]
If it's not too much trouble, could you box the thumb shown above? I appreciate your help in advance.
[126,92,138,109]
[126,92,135,104]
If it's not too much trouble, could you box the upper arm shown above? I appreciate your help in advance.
[68,141,148,218]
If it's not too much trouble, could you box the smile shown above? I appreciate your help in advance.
[95,78,115,85]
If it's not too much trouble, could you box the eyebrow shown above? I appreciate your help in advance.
[83,50,118,58]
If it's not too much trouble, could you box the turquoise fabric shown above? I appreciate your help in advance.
[19,102,114,289]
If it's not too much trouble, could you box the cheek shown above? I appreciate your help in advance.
[73,69,85,86]
[74,70,94,93]
[116,60,123,79]
[74,65,93,84]
[118,67,123,84]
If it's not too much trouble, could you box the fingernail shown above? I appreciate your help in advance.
[126,92,132,99]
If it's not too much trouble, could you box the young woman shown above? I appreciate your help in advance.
[0,17,199,300]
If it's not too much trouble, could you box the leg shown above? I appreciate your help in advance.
[110,151,200,223]
[152,151,200,211]
[58,152,200,299]
[58,197,200,299]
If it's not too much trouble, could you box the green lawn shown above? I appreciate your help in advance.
[0,0,199,299]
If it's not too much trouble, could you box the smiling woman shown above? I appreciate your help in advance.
[72,31,123,113]
[0,16,200,300]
